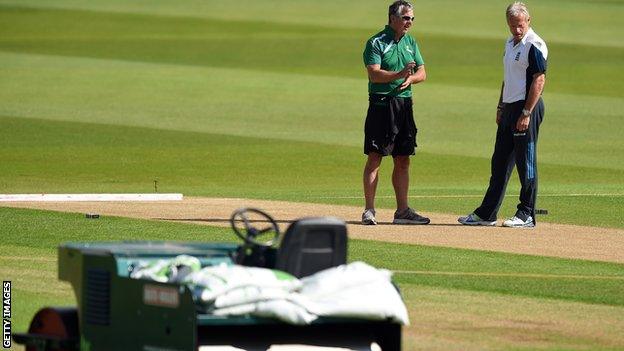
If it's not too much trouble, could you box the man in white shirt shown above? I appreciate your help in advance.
[459,2,548,228]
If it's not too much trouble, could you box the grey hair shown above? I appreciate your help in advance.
[388,1,413,23]
[506,2,530,20]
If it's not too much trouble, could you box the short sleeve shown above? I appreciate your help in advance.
[528,44,547,75]
[412,41,424,66]
[363,39,381,66]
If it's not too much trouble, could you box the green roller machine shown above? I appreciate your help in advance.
[13,208,402,350]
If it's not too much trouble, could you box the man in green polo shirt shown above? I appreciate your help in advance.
[361,0,429,225]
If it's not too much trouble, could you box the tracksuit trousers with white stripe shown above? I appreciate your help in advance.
[474,98,544,223]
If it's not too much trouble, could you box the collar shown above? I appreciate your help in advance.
[507,27,534,46]
[384,25,404,42]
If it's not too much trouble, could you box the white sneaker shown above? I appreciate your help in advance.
[458,213,496,226]
[502,216,535,228]
[361,208,377,225]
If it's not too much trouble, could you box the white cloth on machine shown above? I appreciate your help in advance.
[299,261,409,325]
[130,259,409,326]
[130,254,202,282]
[186,264,316,324]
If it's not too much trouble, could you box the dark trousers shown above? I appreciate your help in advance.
[474,99,544,222]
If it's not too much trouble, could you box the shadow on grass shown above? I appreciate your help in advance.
[157,217,461,227]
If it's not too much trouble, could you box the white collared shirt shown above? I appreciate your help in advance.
[502,28,548,103]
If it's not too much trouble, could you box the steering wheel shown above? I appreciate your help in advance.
[230,208,280,247]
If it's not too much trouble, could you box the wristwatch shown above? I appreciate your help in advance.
[522,108,531,117]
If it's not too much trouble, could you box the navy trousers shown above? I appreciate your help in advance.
[474,99,544,223]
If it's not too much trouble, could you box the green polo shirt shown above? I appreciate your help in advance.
[363,25,424,98]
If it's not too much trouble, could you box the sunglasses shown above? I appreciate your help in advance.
[401,16,415,21]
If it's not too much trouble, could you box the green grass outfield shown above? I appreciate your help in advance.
[1,1,623,349]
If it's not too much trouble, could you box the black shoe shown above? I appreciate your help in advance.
[393,208,430,225]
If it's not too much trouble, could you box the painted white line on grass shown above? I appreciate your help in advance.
[311,193,624,199]
[393,270,624,280]
[0,193,183,202]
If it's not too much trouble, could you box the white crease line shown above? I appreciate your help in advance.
[0,193,183,202]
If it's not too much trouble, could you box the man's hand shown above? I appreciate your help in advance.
[516,115,530,131]
[399,62,416,79]
[496,109,503,125]
[398,75,412,90]
[398,62,423,90]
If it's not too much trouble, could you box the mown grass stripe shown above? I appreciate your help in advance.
[394,270,624,281]
[0,0,621,48]
[0,256,56,261]
[2,50,623,172]
[0,5,622,98]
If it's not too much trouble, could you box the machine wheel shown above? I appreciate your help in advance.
[16,307,79,351]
